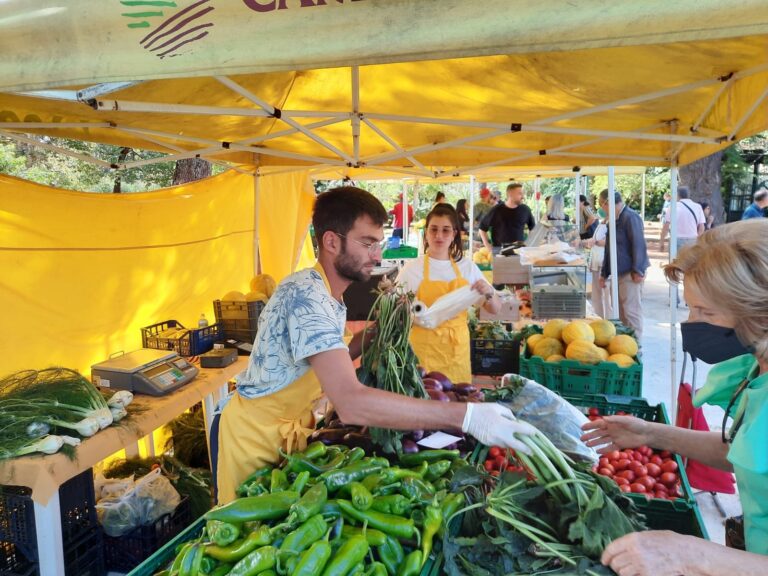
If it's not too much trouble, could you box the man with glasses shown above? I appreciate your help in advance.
[598,189,649,340]
[215,186,535,504]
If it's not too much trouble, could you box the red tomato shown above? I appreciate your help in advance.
[619,484,631,493]
[660,472,677,486]
[649,455,663,466]
[488,446,502,459]
[599,457,610,468]
[607,450,621,461]
[495,457,509,470]
[588,407,601,417]
[490,470,500,477]
[598,467,614,478]
[506,465,522,472]
[654,482,668,492]
[636,475,656,490]
[630,483,646,493]
[614,476,630,486]
[616,411,628,416]
[661,460,679,473]
[645,463,662,478]
[617,470,635,482]
[614,459,631,471]
[484,460,495,471]
[628,462,647,477]
[622,451,634,461]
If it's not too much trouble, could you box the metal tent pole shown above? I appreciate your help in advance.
[608,167,619,319]
[669,166,679,414]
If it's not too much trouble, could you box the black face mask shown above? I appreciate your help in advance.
[681,322,753,364]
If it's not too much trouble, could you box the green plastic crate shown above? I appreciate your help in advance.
[562,394,695,506]
[127,517,204,576]
[382,245,418,259]
[519,344,643,397]
[635,496,709,539]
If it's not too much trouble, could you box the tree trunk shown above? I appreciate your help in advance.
[172,157,211,185]
[113,147,132,193]
[679,150,725,225]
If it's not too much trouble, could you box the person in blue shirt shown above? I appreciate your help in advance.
[583,218,768,575]
[741,190,768,220]
[598,189,650,340]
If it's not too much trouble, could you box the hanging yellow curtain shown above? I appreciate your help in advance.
[0,171,255,375]
[257,171,315,281]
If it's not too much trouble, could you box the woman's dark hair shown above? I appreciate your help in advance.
[434,191,446,203]
[313,186,387,250]
[424,203,464,261]
[700,201,710,211]
[456,199,468,217]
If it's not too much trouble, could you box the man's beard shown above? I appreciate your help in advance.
[334,245,374,282]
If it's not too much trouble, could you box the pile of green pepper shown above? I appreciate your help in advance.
[153,443,467,576]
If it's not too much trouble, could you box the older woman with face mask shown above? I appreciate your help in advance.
[582,219,768,575]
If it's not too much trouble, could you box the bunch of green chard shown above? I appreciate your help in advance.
[443,431,646,575]
[0,367,133,459]
[357,281,427,454]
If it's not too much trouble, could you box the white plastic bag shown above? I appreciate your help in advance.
[96,468,181,537]
[412,285,484,329]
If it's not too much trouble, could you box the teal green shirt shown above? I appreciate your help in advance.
[695,354,768,554]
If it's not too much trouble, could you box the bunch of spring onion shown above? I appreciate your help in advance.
[0,367,134,459]
[452,430,646,575]
[358,279,427,453]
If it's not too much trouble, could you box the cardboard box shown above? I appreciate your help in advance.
[492,254,530,285]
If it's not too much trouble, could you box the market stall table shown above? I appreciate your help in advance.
[0,357,246,576]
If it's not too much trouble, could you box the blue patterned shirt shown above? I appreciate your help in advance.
[236,266,348,399]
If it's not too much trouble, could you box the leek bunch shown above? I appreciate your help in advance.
[0,368,133,459]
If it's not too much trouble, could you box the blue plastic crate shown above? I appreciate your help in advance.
[141,320,219,356]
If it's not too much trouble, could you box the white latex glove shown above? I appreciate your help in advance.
[462,402,537,454]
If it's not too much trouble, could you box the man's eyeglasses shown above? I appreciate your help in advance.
[335,233,386,255]
[722,378,749,444]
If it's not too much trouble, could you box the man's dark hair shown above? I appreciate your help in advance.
[754,190,768,203]
[506,182,523,192]
[678,186,690,199]
[313,186,388,248]
[599,188,623,204]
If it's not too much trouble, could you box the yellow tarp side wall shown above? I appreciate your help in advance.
[257,172,315,282]
[0,171,255,376]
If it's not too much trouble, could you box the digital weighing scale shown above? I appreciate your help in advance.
[91,348,199,396]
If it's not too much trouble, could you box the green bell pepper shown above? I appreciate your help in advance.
[205,492,300,523]
[207,520,241,547]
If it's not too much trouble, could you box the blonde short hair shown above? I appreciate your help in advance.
[664,219,768,360]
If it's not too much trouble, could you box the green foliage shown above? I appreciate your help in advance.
[591,168,670,221]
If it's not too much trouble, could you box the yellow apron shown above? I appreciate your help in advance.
[216,263,333,504]
[409,257,472,383]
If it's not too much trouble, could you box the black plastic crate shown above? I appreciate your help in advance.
[0,488,36,562]
[1,469,99,573]
[470,338,520,376]
[0,541,36,576]
[103,496,192,573]
[213,300,264,344]
[141,320,219,356]
[64,527,104,576]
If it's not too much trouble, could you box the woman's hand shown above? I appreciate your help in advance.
[602,531,700,576]
[472,279,494,299]
[580,415,652,454]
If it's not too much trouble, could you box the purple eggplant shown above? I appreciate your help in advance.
[426,389,450,402]
[453,383,478,396]
[421,378,442,391]
[426,371,453,391]
[410,429,425,442]
[402,439,420,454]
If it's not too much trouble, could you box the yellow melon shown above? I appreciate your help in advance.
[607,334,639,358]
[542,319,569,341]
[526,334,545,350]
[608,353,636,368]
[562,320,596,345]
[250,274,277,298]
[546,354,566,362]
[245,291,269,303]
[532,337,564,359]
[596,346,610,362]
[590,319,617,347]
[565,340,603,364]
[222,290,246,302]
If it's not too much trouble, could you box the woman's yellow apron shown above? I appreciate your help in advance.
[216,263,333,504]
[409,257,472,384]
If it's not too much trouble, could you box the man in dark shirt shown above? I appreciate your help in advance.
[479,183,536,251]
[599,189,650,340]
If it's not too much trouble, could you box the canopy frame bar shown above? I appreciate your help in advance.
[215,75,355,165]
[360,117,433,177]
[0,122,112,130]
[0,130,113,168]
[727,84,768,141]
[95,99,272,117]
[351,66,361,166]
[77,82,144,101]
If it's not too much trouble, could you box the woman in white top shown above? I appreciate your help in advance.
[584,212,612,318]
[398,204,501,383]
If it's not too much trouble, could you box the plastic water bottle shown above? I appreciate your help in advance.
[198,313,209,329]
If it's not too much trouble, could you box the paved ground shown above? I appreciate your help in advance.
[620,221,741,543]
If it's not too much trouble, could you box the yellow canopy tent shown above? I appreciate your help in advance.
[1,0,768,375]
